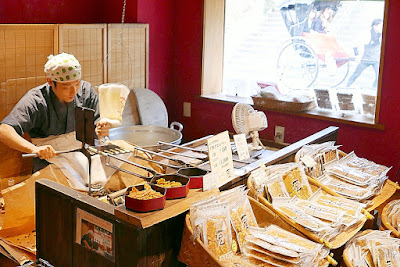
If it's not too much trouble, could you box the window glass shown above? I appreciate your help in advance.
[223,0,385,120]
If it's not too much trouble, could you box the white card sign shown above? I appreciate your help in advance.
[301,155,317,168]
[202,171,219,191]
[207,131,235,186]
[251,167,268,185]
[233,134,250,161]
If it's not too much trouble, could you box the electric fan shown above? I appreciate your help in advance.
[231,103,268,150]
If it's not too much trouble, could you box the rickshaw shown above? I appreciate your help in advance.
[277,0,351,88]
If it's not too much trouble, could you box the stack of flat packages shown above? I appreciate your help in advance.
[188,186,332,266]
[344,230,400,267]
[251,162,367,246]
[296,142,391,204]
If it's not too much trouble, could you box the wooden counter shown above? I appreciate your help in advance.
[36,179,215,266]
[35,126,339,266]
[115,188,219,229]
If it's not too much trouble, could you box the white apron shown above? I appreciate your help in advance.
[31,132,129,191]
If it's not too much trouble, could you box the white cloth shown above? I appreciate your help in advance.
[44,53,82,83]
[31,131,128,191]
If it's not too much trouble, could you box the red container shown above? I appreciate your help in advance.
[151,174,190,199]
[177,167,209,189]
[125,184,166,212]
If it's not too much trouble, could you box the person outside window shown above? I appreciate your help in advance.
[312,7,334,34]
[346,19,383,88]
[303,7,318,33]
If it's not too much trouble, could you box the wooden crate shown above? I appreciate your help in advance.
[178,196,334,266]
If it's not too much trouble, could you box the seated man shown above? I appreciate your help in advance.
[0,52,111,173]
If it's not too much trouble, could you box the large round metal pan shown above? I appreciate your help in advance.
[108,123,183,151]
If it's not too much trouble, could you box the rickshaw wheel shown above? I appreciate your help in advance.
[277,39,318,88]
[317,58,350,88]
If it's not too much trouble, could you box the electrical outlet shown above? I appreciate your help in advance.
[183,102,191,117]
[275,126,285,143]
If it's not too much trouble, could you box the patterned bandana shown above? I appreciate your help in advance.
[44,52,81,83]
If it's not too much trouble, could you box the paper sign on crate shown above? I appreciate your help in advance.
[301,155,317,168]
[251,166,268,185]
[203,171,220,191]
[207,131,234,187]
[233,133,250,161]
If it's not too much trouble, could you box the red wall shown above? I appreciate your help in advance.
[137,0,175,102]
[0,0,105,23]
[1,0,399,179]
[102,0,176,101]
[172,0,400,180]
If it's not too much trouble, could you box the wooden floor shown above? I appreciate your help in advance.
[0,254,17,266]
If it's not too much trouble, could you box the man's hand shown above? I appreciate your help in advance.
[31,145,57,160]
[95,119,111,139]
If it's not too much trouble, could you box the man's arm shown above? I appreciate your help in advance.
[0,124,56,159]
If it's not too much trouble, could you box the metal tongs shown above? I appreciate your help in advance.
[158,141,208,154]
[87,146,160,180]
[157,148,208,163]
[22,148,82,158]
[126,148,182,169]
[133,146,188,167]
[157,141,251,164]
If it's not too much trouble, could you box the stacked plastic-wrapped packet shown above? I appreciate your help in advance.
[189,183,336,265]
[250,162,312,200]
[322,151,390,202]
[345,230,400,267]
[296,141,341,178]
[189,186,258,260]
[309,189,366,226]
[249,162,367,243]
[296,142,391,203]
[384,200,400,233]
[243,225,330,266]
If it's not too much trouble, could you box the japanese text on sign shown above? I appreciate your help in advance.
[207,131,234,186]
[233,134,250,161]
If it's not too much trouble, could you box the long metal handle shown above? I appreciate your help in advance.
[158,144,248,164]
[157,141,208,154]
[105,162,155,180]
[131,154,181,169]
[134,146,187,166]
[22,153,39,158]
[22,149,81,158]
[157,149,208,160]
[108,153,162,175]
[88,146,161,175]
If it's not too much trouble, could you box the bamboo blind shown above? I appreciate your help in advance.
[58,24,106,88]
[107,24,149,89]
[0,25,57,178]
[0,25,57,121]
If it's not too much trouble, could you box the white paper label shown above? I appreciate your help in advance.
[301,155,318,168]
[258,162,267,171]
[207,131,235,186]
[233,134,250,160]
[251,167,268,185]
[202,171,220,191]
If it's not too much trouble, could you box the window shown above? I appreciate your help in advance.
[202,0,386,126]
